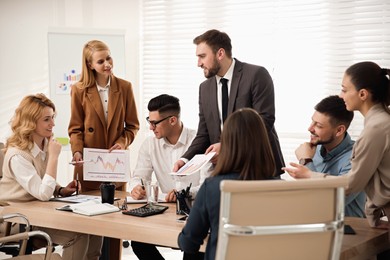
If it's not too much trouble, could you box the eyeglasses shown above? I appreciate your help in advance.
[146,115,174,128]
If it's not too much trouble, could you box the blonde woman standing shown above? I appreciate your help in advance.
[68,40,139,191]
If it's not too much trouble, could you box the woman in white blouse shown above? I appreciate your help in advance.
[0,93,102,260]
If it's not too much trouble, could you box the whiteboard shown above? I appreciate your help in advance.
[48,28,126,147]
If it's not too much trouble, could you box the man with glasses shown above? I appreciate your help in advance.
[129,94,208,260]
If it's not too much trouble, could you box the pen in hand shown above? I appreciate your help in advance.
[76,173,79,195]
[140,179,145,190]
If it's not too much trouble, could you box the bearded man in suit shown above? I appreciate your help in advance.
[173,29,285,176]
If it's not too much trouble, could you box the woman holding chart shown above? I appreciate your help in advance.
[0,93,102,259]
[68,40,139,191]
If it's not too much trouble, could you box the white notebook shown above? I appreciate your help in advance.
[56,200,119,216]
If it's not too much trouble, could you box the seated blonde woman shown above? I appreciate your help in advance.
[0,93,102,260]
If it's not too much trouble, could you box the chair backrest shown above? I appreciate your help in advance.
[215,177,347,260]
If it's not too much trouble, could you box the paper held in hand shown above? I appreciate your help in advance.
[169,152,216,176]
[56,200,120,216]
[82,148,130,182]
[280,173,297,181]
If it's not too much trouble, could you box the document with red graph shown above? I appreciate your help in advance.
[83,148,130,182]
[169,152,215,176]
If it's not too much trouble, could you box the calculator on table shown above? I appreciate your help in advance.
[122,204,169,217]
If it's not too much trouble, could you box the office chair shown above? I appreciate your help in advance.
[216,177,347,260]
[0,142,19,256]
[0,213,62,259]
[0,143,60,258]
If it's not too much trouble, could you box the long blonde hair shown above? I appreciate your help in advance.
[6,94,56,152]
[78,40,111,88]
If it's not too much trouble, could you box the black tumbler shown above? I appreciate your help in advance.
[100,182,116,204]
[176,193,192,215]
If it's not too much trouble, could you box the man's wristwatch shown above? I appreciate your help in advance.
[299,158,313,165]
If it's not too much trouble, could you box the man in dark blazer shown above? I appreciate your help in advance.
[174,29,285,175]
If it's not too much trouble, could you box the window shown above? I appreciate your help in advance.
[140,0,390,162]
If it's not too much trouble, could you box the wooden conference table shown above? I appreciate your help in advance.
[2,191,389,260]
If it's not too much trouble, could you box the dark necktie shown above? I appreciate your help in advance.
[220,78,229,123]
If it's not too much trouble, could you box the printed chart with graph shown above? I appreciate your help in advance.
[169,152,215,176]
[83,148,130,182]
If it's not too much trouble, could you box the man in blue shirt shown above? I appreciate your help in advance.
[295,95,365,217]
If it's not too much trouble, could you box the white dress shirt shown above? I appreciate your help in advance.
[216,58,235,130]
[96,77,111,122]
[129,126,211,197]
[10,140,57,201]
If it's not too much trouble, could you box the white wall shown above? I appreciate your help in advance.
[0,0,143,186]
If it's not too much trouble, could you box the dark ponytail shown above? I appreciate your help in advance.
[346,62,390,114]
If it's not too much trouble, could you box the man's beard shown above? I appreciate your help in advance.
[311,134,335,146]
[204,58,221,78]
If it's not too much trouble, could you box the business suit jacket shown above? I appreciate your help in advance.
[183,59,285,175]
[68,75,140,190]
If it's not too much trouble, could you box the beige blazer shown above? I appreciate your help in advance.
[68,75,139,190]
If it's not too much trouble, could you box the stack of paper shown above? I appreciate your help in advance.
[50,194,101,203]
[56,200,119,216]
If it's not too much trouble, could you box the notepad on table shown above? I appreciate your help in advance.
[50,194,120,203]
[56,200,120,216]
[50,194,101,203]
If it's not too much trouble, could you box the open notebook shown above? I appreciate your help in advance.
[56,200,120,216]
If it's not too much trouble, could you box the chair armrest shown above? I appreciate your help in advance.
[0,231,30,244]
[27,231,53,247]
[1,213,30,230]
[0,230,53,246]
[0,230,55,258]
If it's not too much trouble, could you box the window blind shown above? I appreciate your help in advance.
[140,0,390,163]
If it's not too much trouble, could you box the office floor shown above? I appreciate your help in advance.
[122,245,183,260]
[0,244,184,259]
